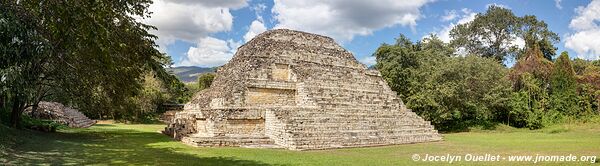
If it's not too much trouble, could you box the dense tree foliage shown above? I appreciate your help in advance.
[1,0,186,127]
[375,35,511,131]
[549,52,581,115]
[509,44,554,89]
[377,33,598,131]
[450,5,559,62]
[197,73,216,91]
[505,45,552,129]
[375,5,598,130]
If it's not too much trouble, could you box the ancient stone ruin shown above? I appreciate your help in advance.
[24,101,96,128]
[164,29,441,150]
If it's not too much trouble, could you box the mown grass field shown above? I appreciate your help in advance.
[1,122,599,165]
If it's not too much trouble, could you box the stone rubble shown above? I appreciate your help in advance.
[164,29,442,150]
[24,101,96,128]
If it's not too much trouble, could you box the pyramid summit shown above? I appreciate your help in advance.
[164,29,442,150]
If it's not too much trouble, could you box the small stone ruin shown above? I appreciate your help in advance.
[24,101,96,128]
[164,29,442,150]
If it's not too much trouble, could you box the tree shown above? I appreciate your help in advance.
[509,44,554,89]
[519,15,560,60]
[197,73,216,91]
[374,34,423,98]
[450,6,520,62]
[549,52,580,115]
[574,59,600,114]
[0,2,51,127]
[375,35,511,131]
[450,5,559,62]
[509,73,552,129]
[1,0,177,127]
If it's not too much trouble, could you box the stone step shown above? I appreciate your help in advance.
[182,136,274,147]
[284,129,439,136]
[290,134,443,149]
[285,118,430,125]
[289,133,442,142]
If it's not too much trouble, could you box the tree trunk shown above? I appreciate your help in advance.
[10,98,24,128]
[0,95,4,123]
[0,94,5,109]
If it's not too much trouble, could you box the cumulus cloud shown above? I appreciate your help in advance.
[441,10,459,22]
[142,0,250,66]
[144,0,248,48]
[171,0,247,9]
[272,0,433,41]
[430,8,476,43]
[252,3,268,22]
[565,0,600,60]
[359,56,377,67]
[244,20,268,42]
[179,37,242,67]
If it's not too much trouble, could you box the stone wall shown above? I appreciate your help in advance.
[245,88,296,106]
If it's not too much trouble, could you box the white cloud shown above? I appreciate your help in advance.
[430,8,476,43]
[359,56,377,66]
[565,0,600,60]
[555,0,563,9]
[252,3,267,22]
[171,0,247,9]
[512,37,526,49]
[244,20,268,42]
[144,0,248,48]
[569,2,600,31]
[179,37,241,67]
[272,0,433,41]
[565,30,600,60]
[441,10,458,22]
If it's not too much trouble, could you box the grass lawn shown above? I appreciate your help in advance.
[1,122,599,165]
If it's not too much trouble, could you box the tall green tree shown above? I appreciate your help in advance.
[0,2,51,127]
[374,34,425,98]
[549,52,580,115]
[519,15,560,60]
[506,44,556,129]
[450,6,520,62]
[450,5,559,62]
[1,0,178,127]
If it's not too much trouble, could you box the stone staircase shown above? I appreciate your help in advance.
[271,108,442,150]
[63,107,96,128]
[25,101,96,128]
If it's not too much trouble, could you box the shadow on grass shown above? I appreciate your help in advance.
[2,125,272,166]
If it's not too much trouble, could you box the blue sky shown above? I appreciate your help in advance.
[144,0,600,67]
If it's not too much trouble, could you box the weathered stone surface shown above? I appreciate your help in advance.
[164,29,442,150]
[24,101,96,128]
[159,104,184,123]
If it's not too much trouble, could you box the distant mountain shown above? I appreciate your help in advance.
[166,66,215,83]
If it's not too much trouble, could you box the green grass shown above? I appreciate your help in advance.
[1,123,599,165]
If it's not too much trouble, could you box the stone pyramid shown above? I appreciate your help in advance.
[165,29,441,150]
